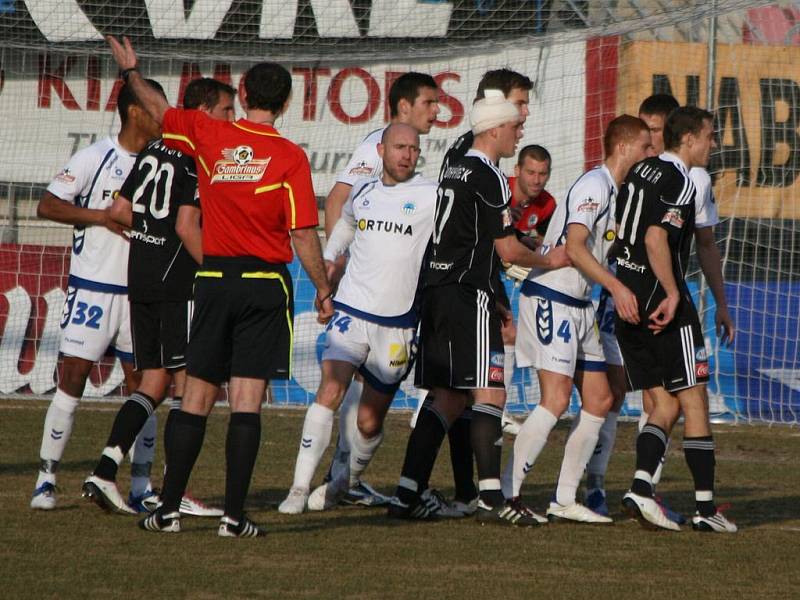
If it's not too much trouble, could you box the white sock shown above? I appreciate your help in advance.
[327,379,362,483]
[130,413,157,497]
[586,410,619,487]
[36,389,80,486]
[638,411,649,432]
[501,405,558,498]
[555,410,605,506]
[348,428,384,487]
[503,344,515,391]
[291,403,334,491]
[410,388,428,429]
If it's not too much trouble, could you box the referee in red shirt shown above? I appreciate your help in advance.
[109,36,333,537]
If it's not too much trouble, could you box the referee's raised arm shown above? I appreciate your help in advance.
[107,36,170,125]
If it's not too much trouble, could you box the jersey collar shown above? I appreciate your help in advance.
[111,135,138,157]
[465,148,492,163]
[660,151,689,173]
[233,120,281,137]
[599,163,618,194]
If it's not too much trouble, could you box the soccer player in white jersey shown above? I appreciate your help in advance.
[505,115,652,523]
[278,123,437,514]
[317,73,440,507]
[30,80,165,510]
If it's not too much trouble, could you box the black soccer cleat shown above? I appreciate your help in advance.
[386,495,438,521]
[218,515,266,538]
[475,498,543,527]
[138,510,181,533]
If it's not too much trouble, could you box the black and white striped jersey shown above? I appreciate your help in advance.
[614,152,697,316]
[423,147,515,296]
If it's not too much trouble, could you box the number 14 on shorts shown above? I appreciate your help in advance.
[325,311,352,334]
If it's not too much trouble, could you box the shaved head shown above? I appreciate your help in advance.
[378,123,421,185]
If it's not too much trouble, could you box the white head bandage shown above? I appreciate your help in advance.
[470,89,520,135]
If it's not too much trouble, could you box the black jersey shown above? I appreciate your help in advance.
[614,153,697,321]
[120,139,199,302]
[423,147,515,296]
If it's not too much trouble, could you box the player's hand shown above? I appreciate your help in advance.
[715,306,735,346]
[543,244,570,269]
[519,235,539,251]
[611,282,639,325]
[100,208,128,238]
[648,293,679,333]
[316,296,334,325]
[107,36,138,70]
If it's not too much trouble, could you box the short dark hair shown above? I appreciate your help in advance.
[388,72,438,118]
[603,114,649,157]
[118,78,165,124]
[664,106,714,151]
[476,68,533,100]
[517,144,551,169]
[638,93,679,118]
[183,78,236,111]
[244,62,291,113]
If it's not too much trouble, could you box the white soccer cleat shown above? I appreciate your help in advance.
[622,491,681,531]
[82,475,137,515]
[449,496,479,517]
[692,510,738,533]
[502,412,522,436]
[179,493,223,517]
[547,501,613,524]
[307,478,349,512]
[278,487,308,514]
[31,482,57,510]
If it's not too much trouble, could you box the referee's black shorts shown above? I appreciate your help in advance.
[186,256,294,385]
[131,300,192,371]
[415,283,505,390]
[616,303,708,394]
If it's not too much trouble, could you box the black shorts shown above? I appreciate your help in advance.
[415,284,504,390]
[130,300,192,371]
[616,308,708,393]
[186,257,293,385]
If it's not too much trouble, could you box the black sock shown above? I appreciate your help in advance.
[448,408,476,501]
[683,436,716,516]
[93,392,155,481]
[470,404,504,507]
[395,405,448,504]
[224,412,262,521]
[161,410,207,514]
[163,397,182,462]
[630,424,668,497]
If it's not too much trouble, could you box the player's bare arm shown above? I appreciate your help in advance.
[37,191,127,237]
[495,234,569,270]
[291,226,334,323]
[108,191,133,228]
[175,205,203,265]
[644,225,679,332]
[107,36,170,125]
[695,226,734,345]
[565,223,639,324]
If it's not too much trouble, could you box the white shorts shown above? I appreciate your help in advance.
[516,293,605,377]
[59,286,133,362]
[596,290,623,367]
[321,309,415,392]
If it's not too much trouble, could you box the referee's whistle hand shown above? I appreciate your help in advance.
[107,36,137,70]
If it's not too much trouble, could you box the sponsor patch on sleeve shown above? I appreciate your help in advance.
[661,207,685,228]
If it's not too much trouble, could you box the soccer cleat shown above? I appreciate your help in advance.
[30,482,57,510]
[139,510,181,533]
[506,497,548,524]
[341,481,391,507]
[307,478,350,512]
[218,515,266,538]
[622,491,681,531]
[475,498,542,527]
[128,489,160,513]
[692,510,738,533]
[449,496,479,517]
[82,475,137,515]
[502,412,522,436]
[547,501,613,524]
[386,495,438,521]
[655,495,687,525]
[585,488,610,517]
[419,488,465,518]
[179,493,223,517]
[278,487,308,514]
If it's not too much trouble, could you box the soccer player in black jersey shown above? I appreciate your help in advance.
[388,90,568,525]
[616,107,737,533]
[82,78,236,516]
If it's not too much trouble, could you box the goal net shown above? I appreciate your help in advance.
[0,0,797,424]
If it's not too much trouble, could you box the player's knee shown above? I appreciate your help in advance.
[357,414,382,438]
[316,380,347,410]
[52,388,80,415]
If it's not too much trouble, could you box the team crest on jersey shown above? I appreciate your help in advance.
[402,201,416,215]
[576,198,599,213]
[211,146,271,183]
[527,214,539,228]
[55,168,75,183]
[349,161,374,177]
[661,208,684,228]
[604,229,616,241]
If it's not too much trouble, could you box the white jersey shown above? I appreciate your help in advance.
[47,136,137,292]
[690,167,719,228]
[525,165,618,303]
[324,174,437,323]
[336,128,385,187]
